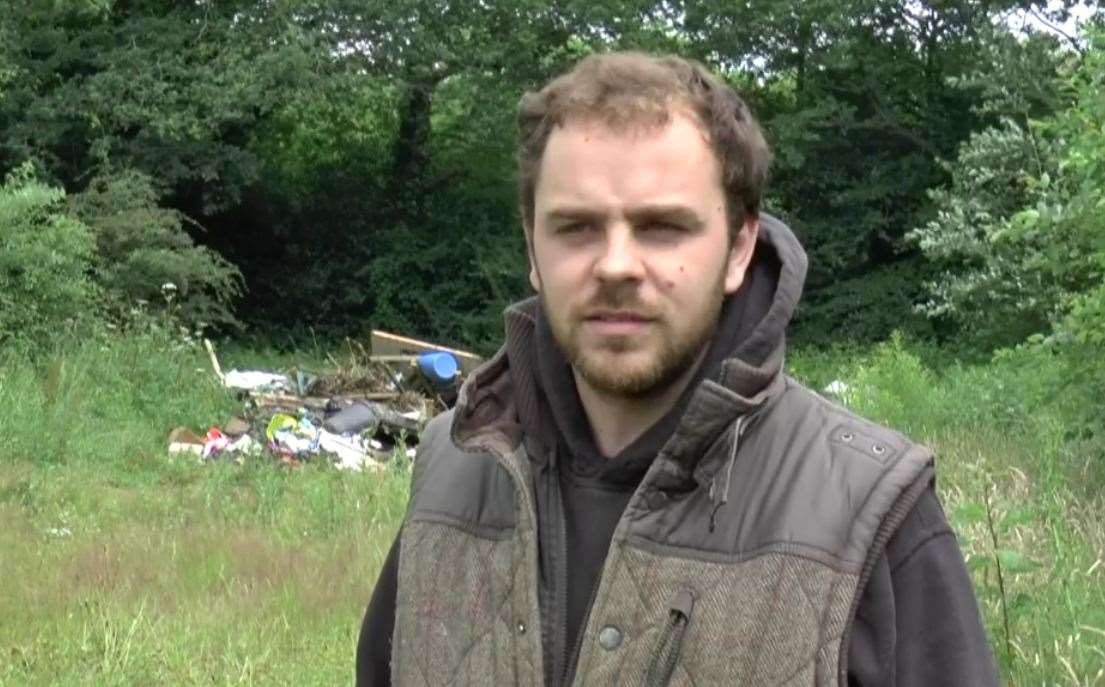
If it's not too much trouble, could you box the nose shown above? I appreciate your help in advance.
[594,223,645,283]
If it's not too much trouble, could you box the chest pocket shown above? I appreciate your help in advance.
[571,543,857,687]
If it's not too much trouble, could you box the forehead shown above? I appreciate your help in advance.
[535,112,723,215]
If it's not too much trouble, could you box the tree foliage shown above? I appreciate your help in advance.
[911,28,1102,342]
[0,0,1099,353]
[0,163,100,351]
[71,169,244,329]
[913,24,1105,434]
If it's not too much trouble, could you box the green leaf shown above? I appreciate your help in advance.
[967,554,992,573]
[997,549,1043,574]
[953,502,988,525]
[998,507,1036,533]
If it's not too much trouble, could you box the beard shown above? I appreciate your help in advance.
[539,269,726,399]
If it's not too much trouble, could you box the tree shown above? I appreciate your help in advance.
[912,23,1105,437]
[0,163,100,351]
[681,0,1071,343]
[72,169,244,330]
[214,0,674,344]
[0,0,325,215]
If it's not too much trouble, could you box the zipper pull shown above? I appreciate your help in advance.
[669,588,694,620]
[646,589,696,687]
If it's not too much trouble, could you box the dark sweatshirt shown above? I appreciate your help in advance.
[356,218,998,686]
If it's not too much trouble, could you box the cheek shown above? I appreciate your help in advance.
[537,250,588,295]
[664,264,685,289]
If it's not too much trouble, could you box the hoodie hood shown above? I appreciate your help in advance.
[451,213,808,472]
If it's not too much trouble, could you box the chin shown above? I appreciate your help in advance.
[575,350,670,397]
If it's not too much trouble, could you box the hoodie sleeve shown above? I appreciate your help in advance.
[356,534,400,687]
[847,487,999,686]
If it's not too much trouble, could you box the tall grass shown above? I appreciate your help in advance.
[0,331,410,686]
[1,330,1102,684]
[792,335,1105,685]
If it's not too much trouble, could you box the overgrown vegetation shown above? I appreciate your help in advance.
[0,334,1101,684]
[797,338,1105,684]
[0,327,411,685]
[0,163,100,352]
[911,26,1105,446]
[2,2,1104,685]
[0,1,1095,348]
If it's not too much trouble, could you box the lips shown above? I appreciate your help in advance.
[582,310,655,335]
[585,310,653,323]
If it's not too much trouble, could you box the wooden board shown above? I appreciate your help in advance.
[370,330,483,375]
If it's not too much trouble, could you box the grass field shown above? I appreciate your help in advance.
[1,331,1103,685]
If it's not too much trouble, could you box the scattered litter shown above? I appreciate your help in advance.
[224,369,290,392]
[171,333,482,471]
[228,434,259,455]
[823,379,852,403]
[323,402,379,435]
[202,427,231,458]
[371,330,482,376]
[323,400,421,437]
[223,416,251,437]
[168,427,205,456]
[318,430,385,472]
[417,351,459,386]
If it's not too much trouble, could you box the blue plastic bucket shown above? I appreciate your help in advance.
[417,351,459,386]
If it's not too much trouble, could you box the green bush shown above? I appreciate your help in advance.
[911,27,1105,448]
[72,169,244,332]
[0,163,102,352]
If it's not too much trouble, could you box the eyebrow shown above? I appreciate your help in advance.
[625,204,704,229]
[544,204,704,228]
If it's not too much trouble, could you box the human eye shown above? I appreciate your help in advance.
[555,221,593,235]
[642,220,686,237]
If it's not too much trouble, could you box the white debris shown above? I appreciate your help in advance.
[223,369,289,392]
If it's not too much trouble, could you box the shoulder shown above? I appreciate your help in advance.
[406,408,517,534]
[765,375,926,466]
[416,408,457,456]
[731,376,935,566]
[410,408,490,490]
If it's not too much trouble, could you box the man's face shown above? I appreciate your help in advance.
[528,112,758,398]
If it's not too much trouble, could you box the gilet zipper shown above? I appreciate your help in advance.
[561,569,601,686]
[550,460,571,687]
[645,588,696,687]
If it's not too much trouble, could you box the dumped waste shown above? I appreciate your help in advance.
[171,331,482,472]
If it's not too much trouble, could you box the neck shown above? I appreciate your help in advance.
[574,347,708,458]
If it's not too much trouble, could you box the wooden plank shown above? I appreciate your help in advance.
[249,391,401,410]
[370,330,483,375]
[203,338,225,384]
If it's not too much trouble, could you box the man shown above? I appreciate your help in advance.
[357,53,998,686]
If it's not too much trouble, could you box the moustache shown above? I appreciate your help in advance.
[578,288,660,320]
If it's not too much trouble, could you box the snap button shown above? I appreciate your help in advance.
[872,444,886,455]
[840,432,854,442]
[644,489,669,510]
[598,625,623,650]
[517,622,526,635]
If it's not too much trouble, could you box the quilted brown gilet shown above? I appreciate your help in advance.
[390,355,933,687]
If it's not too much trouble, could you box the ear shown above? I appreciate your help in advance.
[525,223,541,292]
[723,216,759,294]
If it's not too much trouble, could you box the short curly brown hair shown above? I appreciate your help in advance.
[517,52,771,238]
